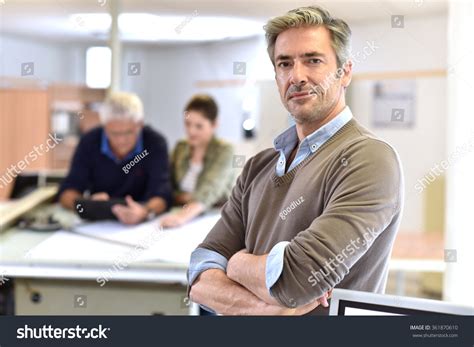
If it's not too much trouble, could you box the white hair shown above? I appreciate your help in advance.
[99,91,144,124]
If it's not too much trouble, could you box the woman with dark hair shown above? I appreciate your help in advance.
[160,94,235,228]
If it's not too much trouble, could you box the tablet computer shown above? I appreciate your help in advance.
[74,198,127,221]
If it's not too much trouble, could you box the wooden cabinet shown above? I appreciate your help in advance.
[0,88,51,199]
[0,79,105,200]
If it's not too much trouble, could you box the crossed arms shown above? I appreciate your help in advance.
[189,250,330,315]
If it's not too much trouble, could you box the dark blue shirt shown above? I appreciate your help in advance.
[59,126,172,208]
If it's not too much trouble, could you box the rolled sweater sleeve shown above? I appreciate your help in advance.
[188,247,228,287]
[270,138,403,307]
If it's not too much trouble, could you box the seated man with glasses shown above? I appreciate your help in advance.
[58,91,172,225]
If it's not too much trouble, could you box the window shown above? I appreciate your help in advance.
[86,46,111,89]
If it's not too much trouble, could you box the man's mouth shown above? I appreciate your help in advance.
[288,91,315,101]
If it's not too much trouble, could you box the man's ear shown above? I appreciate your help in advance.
[341,60,353,88]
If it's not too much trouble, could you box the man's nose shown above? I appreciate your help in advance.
[289,62,308,86]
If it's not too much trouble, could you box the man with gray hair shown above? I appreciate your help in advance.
[189,6,403,315]
[59,91,172,225]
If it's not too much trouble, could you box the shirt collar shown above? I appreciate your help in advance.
[101,128,144,163]
[274,106,353,153]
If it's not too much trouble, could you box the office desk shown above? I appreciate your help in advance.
[389,232,445,296]
[0,205,220,315]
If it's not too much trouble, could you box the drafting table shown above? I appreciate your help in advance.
[0,203,220,315]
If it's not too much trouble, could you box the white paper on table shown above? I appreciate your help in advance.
[27,212,221,265]
[72,219,161,247]
[135,214,221,263]
[25,230,133,263]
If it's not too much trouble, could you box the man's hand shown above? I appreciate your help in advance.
[59,189,82,210]
[283,290,332,315]
[111,195,148,225]
[160,213,187,228]
[160,201,205,228]
[227,249,332,309]
[91,192,110,201]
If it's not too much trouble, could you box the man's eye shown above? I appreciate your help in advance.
[309,58,322,64]
[277,61,290,68]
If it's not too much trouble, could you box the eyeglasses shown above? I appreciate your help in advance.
[105,128,138,139]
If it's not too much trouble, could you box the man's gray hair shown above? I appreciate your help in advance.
[264,5,352,69]
[99,91,144,124]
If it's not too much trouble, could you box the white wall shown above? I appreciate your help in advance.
[0,34,86,84]
[444,0,474,305]
[349,15,447,72]
[347,15,447,232]
[120,36,274,148]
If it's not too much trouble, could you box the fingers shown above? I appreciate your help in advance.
[91,192,110,201]
[125,195,138,207]
[318,295,329,308]
[290,290,333,315]
[112,204,127,216]
[316,292,330,308]
[166,219,180,228]
[112,205,134,224]
[293,298,321,315]
[111,205,126,222]
[159,215,176,228]
[160,215,184,228]
[117,213,137,225]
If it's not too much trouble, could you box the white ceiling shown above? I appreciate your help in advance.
[0,0,448,43]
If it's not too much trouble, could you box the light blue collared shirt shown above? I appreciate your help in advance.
[188,107,353,302]
[100,129,144,163]
[274,107,353,176]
